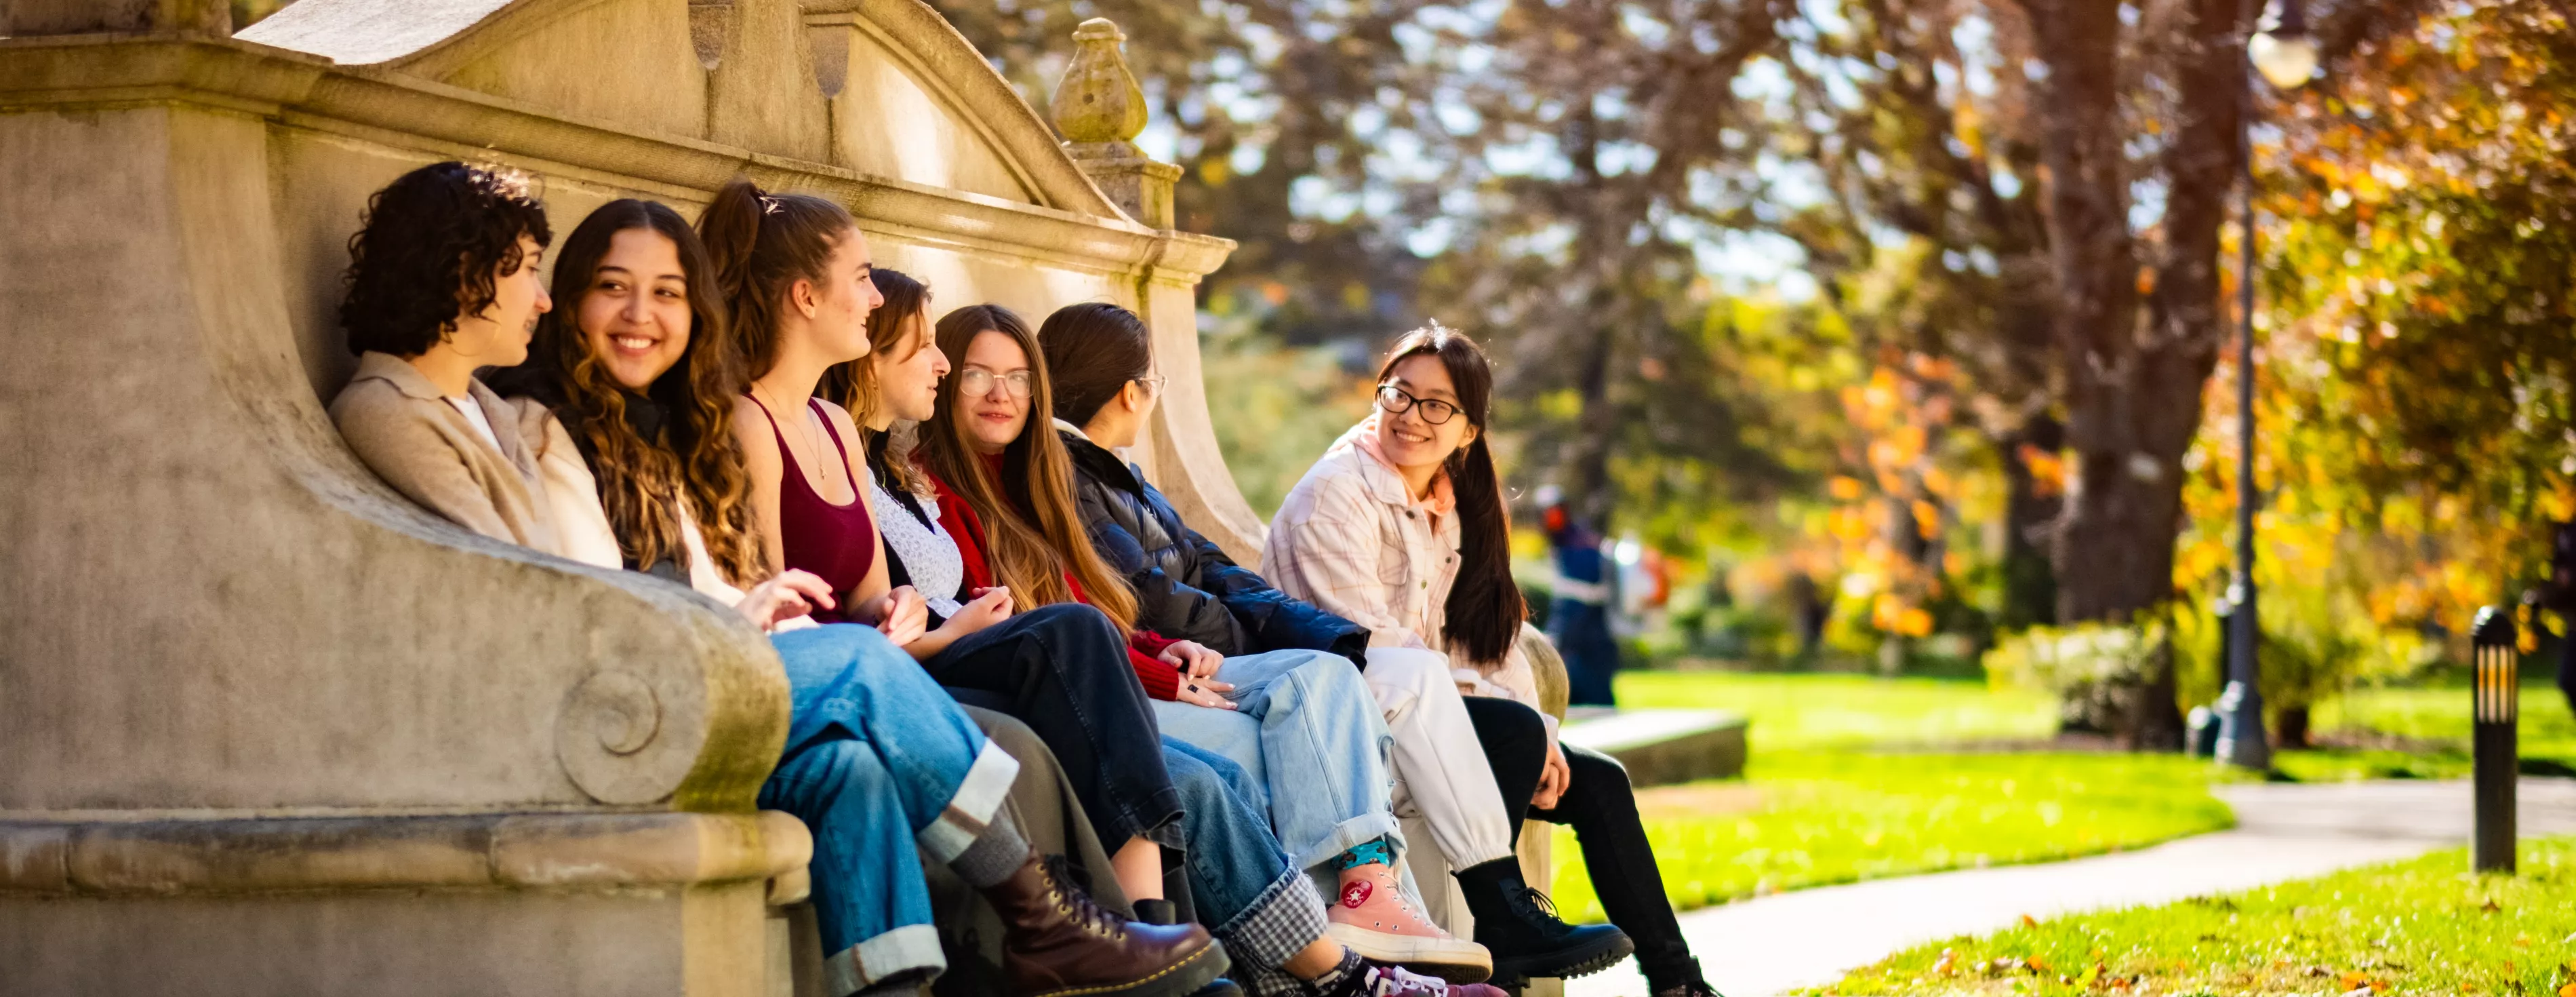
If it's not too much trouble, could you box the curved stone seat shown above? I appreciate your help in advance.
[0,1,1241,992]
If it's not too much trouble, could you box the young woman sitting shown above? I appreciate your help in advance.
[906,301,1500,997]
[1266,327,1716,997]
[691,181,1230,964]
[393,182,1216,996]
[1035,302,1502,977]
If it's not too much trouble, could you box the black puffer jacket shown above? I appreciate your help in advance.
[1060,428,1370,665]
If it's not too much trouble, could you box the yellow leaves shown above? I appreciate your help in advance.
[2341,971,2392,992]
[1830,475,1866,501]
[2556,982,2576,997]
[1911,501,1943,541]
[2019,914,2040,928]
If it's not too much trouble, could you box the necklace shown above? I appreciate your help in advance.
[755,383,835,494]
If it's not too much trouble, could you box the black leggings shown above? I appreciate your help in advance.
[929,603,1184,853]
[1463,695,1694,986]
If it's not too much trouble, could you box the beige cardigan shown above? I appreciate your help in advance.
[329,351,567,553]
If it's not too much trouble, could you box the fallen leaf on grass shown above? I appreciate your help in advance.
[2556,983,2576,997]
[2341,971,2391,992]
[2019,914,2039,928]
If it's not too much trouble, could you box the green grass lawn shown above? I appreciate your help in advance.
[2276,680,2576,783]
[1611,671,2059,751]
[1813,837,2576,996]
[2318,681,2576,758]
[1542,673,2234,923]
[1545,751,2234,923]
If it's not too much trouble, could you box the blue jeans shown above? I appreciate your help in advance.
[1152,648,1401,872]
[759,625,1021,995]
[1163,737,1329,973]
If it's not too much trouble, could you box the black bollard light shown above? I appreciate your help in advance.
[2471,606,2518,874]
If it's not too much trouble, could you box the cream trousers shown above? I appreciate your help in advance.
[1362,646,1516,878]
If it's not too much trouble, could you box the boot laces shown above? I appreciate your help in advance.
[1039,855,1128,941]
[1510,884,1565,922]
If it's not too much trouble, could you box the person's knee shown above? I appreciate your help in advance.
[1020,602,1121,642]
[1359,646,1446,699]
[776,738,893,816]
[1568,749,1634,813]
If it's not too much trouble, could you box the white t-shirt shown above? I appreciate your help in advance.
[447,396,503,453]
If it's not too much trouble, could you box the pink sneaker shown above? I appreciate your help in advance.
[1323,863,1492,983]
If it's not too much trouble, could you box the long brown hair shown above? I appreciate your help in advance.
[694,177,856,380]
[502,198,764,585]
[918,303,1139,630]
[1380,326,1525,663]
[821,268,933,493]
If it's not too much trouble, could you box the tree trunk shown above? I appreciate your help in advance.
[2274,705,2311,749]
[2016,0,2249,750]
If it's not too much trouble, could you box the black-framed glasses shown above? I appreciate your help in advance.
[1132,374,1169,395]
[1375,384,1460,425]
[959,368,1033,399]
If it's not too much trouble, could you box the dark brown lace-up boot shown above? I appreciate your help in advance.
[982,855,1230,997]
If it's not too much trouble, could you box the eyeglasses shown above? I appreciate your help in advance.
[959,368,1032,399]
[1133,374,1169,395]
[1376,384,1461,425]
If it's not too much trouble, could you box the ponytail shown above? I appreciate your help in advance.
[1377,326,1524,663]
[694,178,856,381]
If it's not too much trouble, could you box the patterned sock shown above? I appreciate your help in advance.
[949,809,1029,888]
[1331,839,1394,871]
[1302,947,1366,997]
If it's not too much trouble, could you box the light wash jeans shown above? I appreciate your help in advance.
[1163,737,1329,974]
[759,625,1022,996]
[1152,648,1403,872]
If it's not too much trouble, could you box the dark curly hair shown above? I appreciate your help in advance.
[340,161,552,357]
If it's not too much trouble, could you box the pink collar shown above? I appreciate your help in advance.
[1352,414,1456,518]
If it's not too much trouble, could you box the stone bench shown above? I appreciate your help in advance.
[1560,708,1752,787]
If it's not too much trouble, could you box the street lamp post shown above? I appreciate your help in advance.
[2216,0,2318,771]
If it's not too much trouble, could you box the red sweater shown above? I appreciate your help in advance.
[925,461,1183,700]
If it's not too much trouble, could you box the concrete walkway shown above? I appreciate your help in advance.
[1567,778,2576,997]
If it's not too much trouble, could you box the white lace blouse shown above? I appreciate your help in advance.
[867,473,966,619]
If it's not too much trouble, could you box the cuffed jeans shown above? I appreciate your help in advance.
[759,624,1022,995]
[924,603,1185,853]
[1151,648,1403,872]
[1163,737,1331,977]
[1358,646,1517,870]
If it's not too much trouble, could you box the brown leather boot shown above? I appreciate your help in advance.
[982,855,1230,997]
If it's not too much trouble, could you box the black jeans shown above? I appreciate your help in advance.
[929,603,1184,852]
[1464,695,1695,987]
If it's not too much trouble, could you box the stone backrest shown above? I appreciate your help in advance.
[0,3,1244,992]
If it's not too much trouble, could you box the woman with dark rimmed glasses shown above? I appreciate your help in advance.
[1266,327,1720,996]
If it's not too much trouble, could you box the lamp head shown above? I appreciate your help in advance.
[2249,0,2318,90]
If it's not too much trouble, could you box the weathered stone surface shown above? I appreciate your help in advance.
[2,1,1251,992]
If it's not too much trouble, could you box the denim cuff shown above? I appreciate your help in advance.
[1289,813,1405,874]
[1209,867,1329,971]
[821,924,946,996]
[917,739,1021,865]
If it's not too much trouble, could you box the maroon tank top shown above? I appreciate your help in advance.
[751,396,878,623]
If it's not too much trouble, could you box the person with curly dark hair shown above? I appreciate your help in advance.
[328,161,561,549]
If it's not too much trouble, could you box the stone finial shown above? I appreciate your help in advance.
[1049,17,1181,229]
[1050,18,1150,152]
